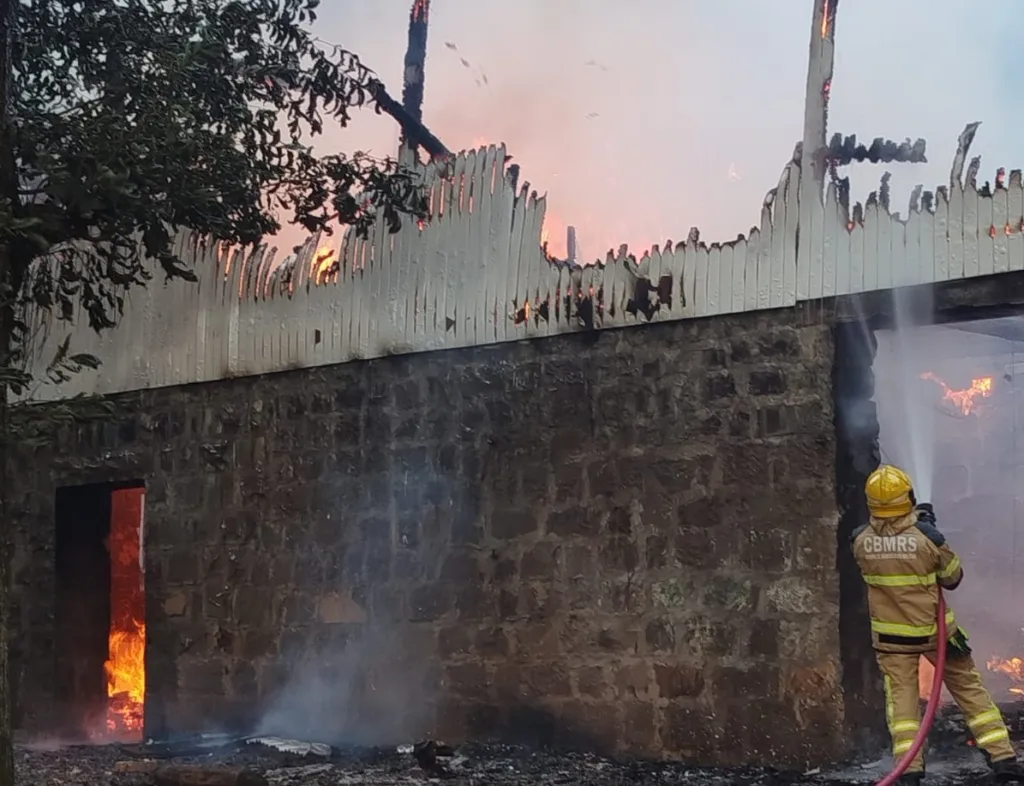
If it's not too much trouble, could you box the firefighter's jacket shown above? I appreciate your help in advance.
[851,510,964,653]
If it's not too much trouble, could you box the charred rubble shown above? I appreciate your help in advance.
[14,711,1024,786]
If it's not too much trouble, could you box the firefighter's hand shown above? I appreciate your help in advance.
[915,502,936,524]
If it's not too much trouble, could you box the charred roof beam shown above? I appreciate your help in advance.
[825,133,927,166]
[370,81,452,161]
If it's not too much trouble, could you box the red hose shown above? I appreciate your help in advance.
[875,589,948,786]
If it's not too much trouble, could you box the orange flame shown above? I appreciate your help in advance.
[106,623,146,733]
[919,373,994,416]
[311,246,337,285]
[820,0,835,38]
[105,488,146,738]
[988,657,1024,697]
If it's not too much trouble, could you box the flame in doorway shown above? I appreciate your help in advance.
[919,373,994,416]
[105,488,146,738]
[106,623,146,733]
[987,657,1024,698]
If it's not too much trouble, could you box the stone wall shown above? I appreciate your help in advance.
[9,307,844,767]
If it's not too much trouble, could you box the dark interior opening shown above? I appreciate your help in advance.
[833,322,886,751]
[54,480,146,742]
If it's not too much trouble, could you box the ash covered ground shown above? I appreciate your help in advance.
[13,706,1024,786]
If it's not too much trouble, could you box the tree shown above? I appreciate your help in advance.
[0,0,429,779]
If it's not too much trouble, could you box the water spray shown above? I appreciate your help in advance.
[883,285,937,501]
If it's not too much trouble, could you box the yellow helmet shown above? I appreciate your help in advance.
[865,464,914,518]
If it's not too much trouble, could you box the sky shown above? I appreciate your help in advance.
[274,0,1022,263]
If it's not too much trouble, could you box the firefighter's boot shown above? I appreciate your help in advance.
[992,757,1024,782]
[896,772,923,786]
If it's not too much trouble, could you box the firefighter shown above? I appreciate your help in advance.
[851,464,1024,784]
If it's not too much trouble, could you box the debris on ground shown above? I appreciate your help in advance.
[12,709,1024,786]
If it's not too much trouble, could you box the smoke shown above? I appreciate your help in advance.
[272,0,1022,261]
[255,625,437,746]
[250,458,454,747]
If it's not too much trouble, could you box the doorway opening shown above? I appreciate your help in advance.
[873,317,1024,702]
[55,481,146,741]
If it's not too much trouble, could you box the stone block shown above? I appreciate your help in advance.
[440,552,483,583]
[444,662,490,700]
[645,535,669,568]
[676,616,737,659]
[739,529,793,573]
[548,506,593,537]
[178,658,227,695]
[758,332,801,358]
[438,626,472,658]
[614,662,653,699]
[409,584,454,622]
[575,665,608,698]
[644,618,675,653]
[520,542,560,578]
[229,661,258,698]
[650,577,700,611]
[721,444,772,487]
[621,702,656,752]
[559,700,620,749]
[748,618,780,659]
[702,348,727,368]
[317,590,367,624]
[523,663,572,697]
[162,592,188,617]
[713,665,780,699]
[749,369,787,396]
[516,622,562,659]
[232,587,275,627]
[491,509,539,539]
[674,526,729,570]
[703,371,737,402]
[677,496,722,529]
[654,663,705,699]
[454,584,494,620]
[660,703,720,759]
[474,626,510,657]
[241,630,276,659]
[764,576,819,614]
[599,536,638,572]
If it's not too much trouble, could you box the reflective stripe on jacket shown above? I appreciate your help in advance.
[851,510,964,653]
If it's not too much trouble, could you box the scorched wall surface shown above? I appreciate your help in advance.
[9,308,843,767]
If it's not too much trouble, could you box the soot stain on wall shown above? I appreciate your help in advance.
[9,307,845,767]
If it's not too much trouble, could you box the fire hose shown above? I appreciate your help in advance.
[875,589,949,786]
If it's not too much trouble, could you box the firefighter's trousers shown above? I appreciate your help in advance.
[877,650,1016,773]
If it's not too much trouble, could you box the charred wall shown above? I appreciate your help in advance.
[832,324,886,748]
[9,307,845,767]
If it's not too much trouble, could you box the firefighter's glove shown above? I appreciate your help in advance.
[948,628,972,657]
[915,502,936,525]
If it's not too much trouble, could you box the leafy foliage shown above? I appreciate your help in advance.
[3,0,429,427]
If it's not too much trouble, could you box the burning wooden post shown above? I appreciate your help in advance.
[401,1,429,138]
[796,0,838,300]
[369,0,451,162]
[566,226,578,264]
